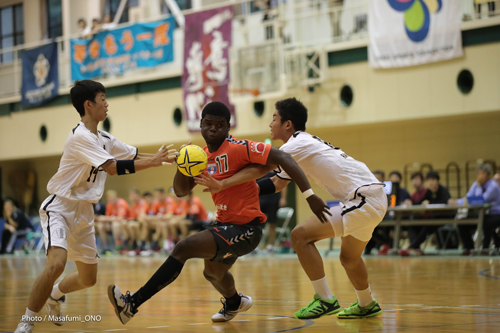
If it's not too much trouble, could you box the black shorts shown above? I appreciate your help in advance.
[259,194,280,224]
[209,218,264,265]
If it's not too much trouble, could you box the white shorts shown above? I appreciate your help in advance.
[329,188,387,242]
[40,195,98,264]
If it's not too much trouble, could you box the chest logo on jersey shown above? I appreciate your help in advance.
[250,142,266,156]
[207,163,217,175]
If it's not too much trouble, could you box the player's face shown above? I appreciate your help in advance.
[88,92,108,122]
[201,115,229,145]
[270,110,285,141]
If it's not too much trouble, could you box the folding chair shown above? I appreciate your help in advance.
[273,207,294,250]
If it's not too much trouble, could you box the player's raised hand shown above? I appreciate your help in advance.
[306,194,332,223]
[194,173,224,193]
[156,144,178,166]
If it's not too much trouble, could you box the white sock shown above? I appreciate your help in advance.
[24,308,38,320]
[311,276,333,301]
[355,285,374,307]
[50,283,65,301]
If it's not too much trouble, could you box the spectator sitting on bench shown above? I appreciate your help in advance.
[1,200,33,254]
[410,171,427,204]
[399,171,451,256]
[455,164,500,255]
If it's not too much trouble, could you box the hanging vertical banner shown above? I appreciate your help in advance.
[369,0,463,68]
[21,42,59,107]
[183,6,235,132]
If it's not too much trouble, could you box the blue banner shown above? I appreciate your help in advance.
[21,42,59,107]
[71,17,175,81]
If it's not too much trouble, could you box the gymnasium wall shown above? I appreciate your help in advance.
[1,110,499,223]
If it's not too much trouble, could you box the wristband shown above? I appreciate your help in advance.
[302,189,314,199]
[257,178,276,196]
[116,160,136,175]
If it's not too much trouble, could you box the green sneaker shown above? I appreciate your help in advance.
[337,299,382,319]
[293,294,341,319]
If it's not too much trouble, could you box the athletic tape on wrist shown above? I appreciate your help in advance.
[302,189,314,199]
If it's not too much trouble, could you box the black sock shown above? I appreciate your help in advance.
[131,256,184,309]
[225,292,241,311]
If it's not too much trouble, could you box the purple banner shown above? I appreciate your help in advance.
[183,6,235,132]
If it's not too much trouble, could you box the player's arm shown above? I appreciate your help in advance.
[102,144,177,176]
[173,170,196,197]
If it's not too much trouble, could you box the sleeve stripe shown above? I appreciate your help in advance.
[98,158,115,169]
[276,174,292,181]
[133,148,138,160]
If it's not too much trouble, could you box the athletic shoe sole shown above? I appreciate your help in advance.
[337,309,383,319]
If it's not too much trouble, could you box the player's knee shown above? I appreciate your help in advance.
[45,261,65,279]
[339,252,358,270]
[291,226,307,246]
[171,239,190,260]
[203,268,223,282]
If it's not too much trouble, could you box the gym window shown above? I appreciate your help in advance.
[0,4,24,64]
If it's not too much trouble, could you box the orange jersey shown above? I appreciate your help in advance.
[151,197,176,215]
[203,136,271,225]
[129,199,148,220]
[174,200,188,215]
[105,198,131,218]
[188,196,208,221]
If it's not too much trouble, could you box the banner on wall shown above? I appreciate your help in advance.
[21,42,59,107]
[71,17,175,81]
[183,6,235,132]
[368,0,463,68]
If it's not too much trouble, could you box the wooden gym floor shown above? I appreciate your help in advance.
[0,254,499,333]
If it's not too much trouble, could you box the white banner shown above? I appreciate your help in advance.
[369,0,463,68]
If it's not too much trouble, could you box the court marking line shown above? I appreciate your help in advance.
[147,326,170,328]
[268,317,286,319]
[479,267,500,279]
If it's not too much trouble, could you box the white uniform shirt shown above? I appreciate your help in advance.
[276,131,383,201]
[47,122,137,203]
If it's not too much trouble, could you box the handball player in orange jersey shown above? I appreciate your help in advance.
[107,101,330,324]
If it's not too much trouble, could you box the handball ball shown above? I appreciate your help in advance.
[177,145,208,177]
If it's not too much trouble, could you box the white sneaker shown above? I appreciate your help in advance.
[14,321,34,333]
[211,294,252,322]
[46,295,65,326]
[107,284,138,325]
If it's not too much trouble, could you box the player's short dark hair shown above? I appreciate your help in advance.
[78,18,86,25]
[155,187,165,193]
[275,98,307,131]
[70,80,106,117]
[143,191,152,197]
[389,171,402,181]
[201,102,231,124]
[373,170,385,178]
[426,171,440,181]
[411,171,424,181]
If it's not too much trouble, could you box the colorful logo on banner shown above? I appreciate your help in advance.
[388,0,442,42]
[183,6,235,132]
[21,42,59,107]
[70,17,174,80]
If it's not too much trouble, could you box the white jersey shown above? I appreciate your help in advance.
[276,131,383,201]
[46,122,137,203]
